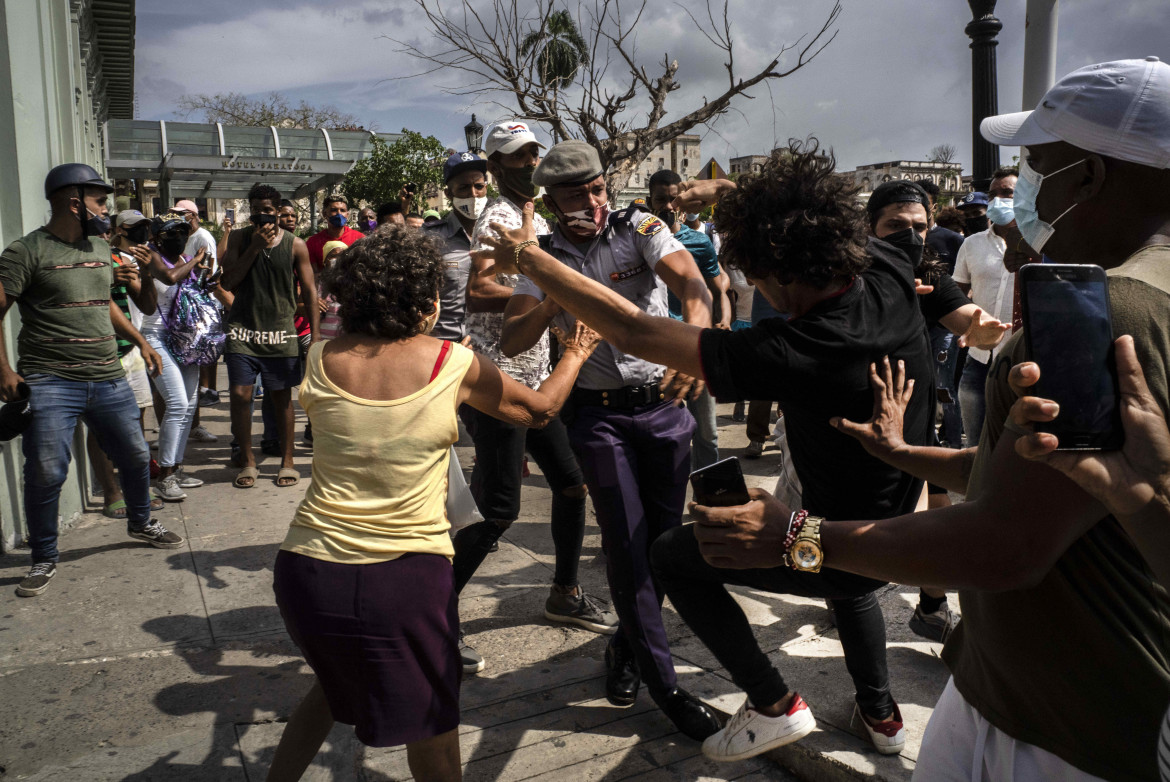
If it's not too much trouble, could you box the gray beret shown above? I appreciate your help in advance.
[532,140,604,187]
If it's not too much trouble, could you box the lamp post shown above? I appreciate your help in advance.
[966,0,1002,191]
[464,114,484,155]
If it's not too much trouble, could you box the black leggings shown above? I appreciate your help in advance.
[651,523,895,719]
[453,407,586,592]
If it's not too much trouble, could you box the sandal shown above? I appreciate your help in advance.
[234,466,260,489]
[275,467,300,488]
[103,498,165,518]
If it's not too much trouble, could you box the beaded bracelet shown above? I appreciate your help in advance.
[513,239,538,267]
[782,509,809,567]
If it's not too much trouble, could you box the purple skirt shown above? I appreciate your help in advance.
[273,550,461,747]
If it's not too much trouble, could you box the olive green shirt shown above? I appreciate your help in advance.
[223,227,299,358]
[944,245,1170,782]
[0,228,122,381]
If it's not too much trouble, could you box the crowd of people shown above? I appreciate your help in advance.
[1,57,1169,782]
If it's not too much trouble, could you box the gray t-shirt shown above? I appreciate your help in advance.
[424,212,473,341]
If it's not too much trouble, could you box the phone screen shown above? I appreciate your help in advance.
[1022,264,1120,449]
[226,208,235,221]
[690,457,751,506]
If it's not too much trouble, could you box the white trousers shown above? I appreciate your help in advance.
[913,677,1105,782]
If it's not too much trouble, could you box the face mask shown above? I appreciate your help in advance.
[986,197,1015,226]
[250,213,277,227]
[1014,157,1085,254]
[657,208,678,229]
[561,203,610,237]
[363,219,377,232]
[327,213,348,229]
[881,227,924,266]
[453,196,487,221]
[126,224,151,245]
[685,213,700,223]
[498,165,538,199]
[964,214,990,235]
[160,236,186,256]
[85,209,111,237]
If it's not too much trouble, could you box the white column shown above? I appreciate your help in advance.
[1022,0,1059,110]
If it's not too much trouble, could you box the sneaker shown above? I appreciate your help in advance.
[154,474,187,502]
[260,439,282,457]
[852,701,905,755]
[128,519,184,549]
[702,693,816,762]
[544,586,618,634]
[16,562,56,597]
[176,467,204,489]
[189,425,217,443]
[909,602,957,643]
[459,630,485,674]
[254,386,265,399]
[199,388,220,406]
[744,440,765,460]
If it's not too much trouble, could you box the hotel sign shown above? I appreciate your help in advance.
[220,157,315,172]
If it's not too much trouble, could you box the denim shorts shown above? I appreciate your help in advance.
[224,353,303,391]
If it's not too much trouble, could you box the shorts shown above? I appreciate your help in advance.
[224,353,303,391]
[120,348,152,409]
[273,550,461,747]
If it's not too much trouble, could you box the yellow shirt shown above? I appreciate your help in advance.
[281,340,474,563]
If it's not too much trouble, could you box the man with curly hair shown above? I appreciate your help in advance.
[220,184,318,489]
[477,140,930,759]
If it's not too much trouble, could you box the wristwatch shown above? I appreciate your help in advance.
[788,516,825,572]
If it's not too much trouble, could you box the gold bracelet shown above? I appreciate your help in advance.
[513,239,538,268]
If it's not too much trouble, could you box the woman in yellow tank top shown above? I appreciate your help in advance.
[268,228,600,781]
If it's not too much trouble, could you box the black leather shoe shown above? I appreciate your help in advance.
[605,638,640,707]
[654,687,722,741]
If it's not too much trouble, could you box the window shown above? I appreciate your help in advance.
[682,159,688,169]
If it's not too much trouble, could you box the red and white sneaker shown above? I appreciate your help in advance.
[702,693,816,762]
[853,700,905,755]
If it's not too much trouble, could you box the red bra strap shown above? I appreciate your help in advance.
[429,340,451,382]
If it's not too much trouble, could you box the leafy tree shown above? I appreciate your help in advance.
[341,130,448,211]
[176,91,365,130]
[393,0,840,201]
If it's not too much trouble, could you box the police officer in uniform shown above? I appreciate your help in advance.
[499,140,722,741]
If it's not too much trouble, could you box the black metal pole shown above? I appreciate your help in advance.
[966,0,1002,192]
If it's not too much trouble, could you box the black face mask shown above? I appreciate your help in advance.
[250,213,278,227]
[657,208,678,229]
[964,214,990,235]
[160,237,186,256]
[881,227,925,266]
[495,165,538,199]
[126,224,151,245]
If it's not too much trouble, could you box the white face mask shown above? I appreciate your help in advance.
[452,196,487,221]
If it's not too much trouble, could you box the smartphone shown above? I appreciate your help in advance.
[1020,263,1122,450]
[225,208,235,221]
[690,457,751,506]
[405,182,417,194]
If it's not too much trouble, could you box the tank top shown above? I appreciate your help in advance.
[280,339,475,564]
[140,252,184,335]
[224,227,299,357]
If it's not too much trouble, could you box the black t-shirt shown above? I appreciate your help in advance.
[700,239,933,521]
[927,225,965,275]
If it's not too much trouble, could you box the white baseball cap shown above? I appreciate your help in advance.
[484,120,547,158]
[981,57,1170,169]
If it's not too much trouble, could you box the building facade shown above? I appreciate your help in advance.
[847,160,967,204]
[0,0,136,552]
[619,133,702,206]
[728,155,769,176]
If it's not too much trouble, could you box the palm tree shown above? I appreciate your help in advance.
[521,9,589,92]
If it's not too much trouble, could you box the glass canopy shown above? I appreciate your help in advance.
[103,119,401,200]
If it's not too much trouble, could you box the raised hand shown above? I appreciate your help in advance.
[830,356,915,461]
[669,179,736,214]
[551,321,602,359]
[958,307,1010,350]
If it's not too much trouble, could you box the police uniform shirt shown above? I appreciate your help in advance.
[423,211,473,341]
[513,207,686,391]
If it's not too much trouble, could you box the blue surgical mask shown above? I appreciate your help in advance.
[1014,157,1084,254]
[986,197,1015,226]
[327,213,348,229]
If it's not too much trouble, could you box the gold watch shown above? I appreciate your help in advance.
[788,516,825,572]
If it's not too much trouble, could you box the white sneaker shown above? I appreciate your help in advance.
[154,474,187,502]
[176,467,204,489]
[702,693,816,762]
[189,425,217,443]
[852,701,905,755]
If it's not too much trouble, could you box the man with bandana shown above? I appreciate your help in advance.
[498,140,722,741]
[457,125,617,677]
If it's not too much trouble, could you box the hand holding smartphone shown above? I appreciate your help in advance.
[1020,263,1123,450]
[690,457,751,506]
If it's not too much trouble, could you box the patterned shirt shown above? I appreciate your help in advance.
[465,197,551,389]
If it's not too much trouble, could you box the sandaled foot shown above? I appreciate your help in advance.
[103,499,128,519]
[275,467,300,487]
[234,466,260,488]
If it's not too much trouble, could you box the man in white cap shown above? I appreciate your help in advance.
[683,58,1170,780]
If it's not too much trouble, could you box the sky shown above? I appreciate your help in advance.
[134,0,1170,175]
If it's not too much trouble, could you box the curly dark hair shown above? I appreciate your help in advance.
[322,226,442,340]
[248,183,281,205]
[935,206,966,234]
[712,139,870,288]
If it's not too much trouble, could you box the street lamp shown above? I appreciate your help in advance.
[966,0,1002,191]
[464,114,484,155]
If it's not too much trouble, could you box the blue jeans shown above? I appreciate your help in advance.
[930,327,963,447]
[959,356,990,447]
[688,387,719,471]
[22,374,152,563]
[144,332,199,468]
